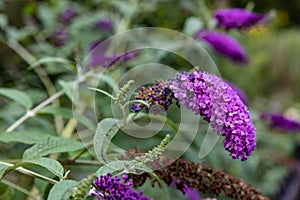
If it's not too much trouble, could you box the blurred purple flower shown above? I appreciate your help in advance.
[213,8,264,30]
[90,173,152,200]
[196,30,248,64]
[261,113,300,133]
[224,80,248,104]
[169,71,256,161]
[95,18,114,32]
[50,27,68,47]
[185,187,201,200]
[58,8,77,25]
[88,40,140,68]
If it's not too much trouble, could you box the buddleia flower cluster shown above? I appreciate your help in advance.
[131,71,256,161]
[213,8,265,30]
[90,173,152,200]
[195,8,265,64]
[261,113,300,133]
[196,30,249,64]
[169,71,256,161]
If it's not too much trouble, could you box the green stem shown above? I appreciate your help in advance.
[6,39,64,132]
[63,159,103,166]
[5,90,64,132]
[0,162,58,184]
[0,179,37,198]
[87,87,116,100]
[70,142,93,162]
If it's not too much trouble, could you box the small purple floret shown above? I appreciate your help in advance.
[169,71,256,161]
[90,173,152,200]
[213,8,264,30]
[196,30,248,64]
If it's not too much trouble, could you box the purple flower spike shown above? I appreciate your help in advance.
[59,8,77,25]
[261,113,300,133]
[196,30,248,64]
[213,8,264,30]
[95,18,114,32]
[90,173,152,200]
[169,71,256,161]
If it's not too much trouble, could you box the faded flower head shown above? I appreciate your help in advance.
[169,71,256,161]
[90,173,152,200]
[261,113,300,133]
[131,80,177,114]
[196,30,248,64]
[213,8,264,30]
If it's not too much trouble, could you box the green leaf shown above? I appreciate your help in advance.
[0,163,9,179]
[37,106,96,131]
[58,80,80,107]
[0,130,55,144]
[95,160,126,176]
[0,183,14,200]
[0,88,32,110]
[47,180,78,200]
[94,118,120,163]
[23,136,84,159]
[28,57,75,71]
[22,157,64,179]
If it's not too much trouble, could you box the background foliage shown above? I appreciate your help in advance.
[0,0,300,199]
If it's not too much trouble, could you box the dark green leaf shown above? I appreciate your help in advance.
[37,106,96,131]
[22,157,64,179]
[23,136,84,159]
[0,88,32,109]
[94,118,119,163]
[0,130,55,144]
[47,180,78,200]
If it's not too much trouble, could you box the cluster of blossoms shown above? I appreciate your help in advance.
[261,113,300,133]
[90,173,152,200]
[196,30,248,64]
[131,71,255,161]
[195,8,265,64]
[131,80,177,114]
[169,71,256,161]
[213,8,265,30]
